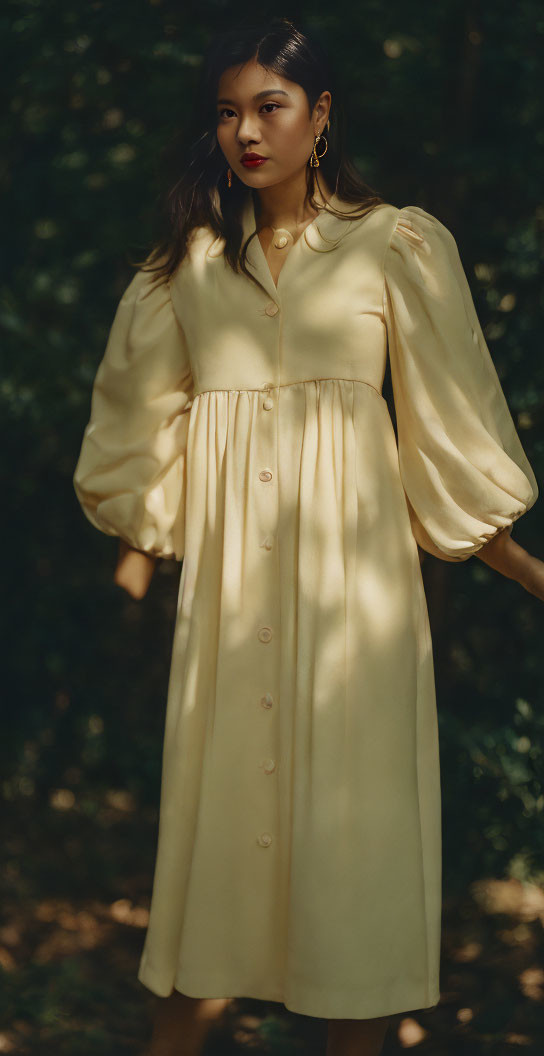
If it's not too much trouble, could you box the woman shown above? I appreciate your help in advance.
[73,16,543,1056]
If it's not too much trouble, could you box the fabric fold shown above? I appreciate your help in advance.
[73,267,194,560]
[384,205,538,562]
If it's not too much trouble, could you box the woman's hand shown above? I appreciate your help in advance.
[113,538,157,600]
[475,525,544,602]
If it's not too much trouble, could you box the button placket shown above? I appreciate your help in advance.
[254,302,281,854]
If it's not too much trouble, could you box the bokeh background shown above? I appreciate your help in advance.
[2,1,544,1053]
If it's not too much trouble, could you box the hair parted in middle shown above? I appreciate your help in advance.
[131,15,385,293]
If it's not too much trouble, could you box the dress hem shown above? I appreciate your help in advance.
[137,962,440,1021]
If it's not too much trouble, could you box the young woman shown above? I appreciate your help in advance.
[73,16,543,1056]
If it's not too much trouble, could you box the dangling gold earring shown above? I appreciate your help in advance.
[310,130,328,168]
[227,167,232,188]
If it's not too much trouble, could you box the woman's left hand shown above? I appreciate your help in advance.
[113,538,157,600]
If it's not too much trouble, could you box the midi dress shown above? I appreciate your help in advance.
[73,193,539,1021]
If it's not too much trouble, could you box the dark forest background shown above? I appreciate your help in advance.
[1,1,543,1053]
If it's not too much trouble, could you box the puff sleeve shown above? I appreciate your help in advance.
[73,267,194,561]
[383,206,539,563]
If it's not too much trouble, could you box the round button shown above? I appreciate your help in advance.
[261,694,273,709]
[258,626,273,643]
[265,302,279,317]
[263,397,274,410]
[274,235,288,249]
[257,832,273,847]
[261,758,276,774]
[261,537,273,551]
[259,469,273,482]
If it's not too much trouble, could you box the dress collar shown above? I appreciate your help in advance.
[205,189,378,299]
[239,190,367,298]
[240,189,364,254]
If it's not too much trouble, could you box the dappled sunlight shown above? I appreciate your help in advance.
[2,895,150,971]
[4,0,542,1050]
[397,1015,429,1047]
[518,967,544,1002]
[4,785,544,1053]
[471,876,544,923]
[110,899,149,927]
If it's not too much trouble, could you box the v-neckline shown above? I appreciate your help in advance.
[240,191,378,301]
[251,193,341,295]
[254,229,296,290]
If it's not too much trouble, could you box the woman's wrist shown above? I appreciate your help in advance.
[476,531,530,582]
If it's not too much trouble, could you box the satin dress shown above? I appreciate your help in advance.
[73,192,538,1019]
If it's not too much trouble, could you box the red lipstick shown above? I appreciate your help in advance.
[241,152,268,168]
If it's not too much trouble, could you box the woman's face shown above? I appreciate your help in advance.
[216,57,330,191]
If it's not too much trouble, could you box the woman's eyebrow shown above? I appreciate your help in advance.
[216,89,289,105]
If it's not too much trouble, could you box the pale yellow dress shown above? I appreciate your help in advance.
[73,194,539,1020]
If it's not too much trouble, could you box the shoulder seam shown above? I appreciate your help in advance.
[380,206,402,323]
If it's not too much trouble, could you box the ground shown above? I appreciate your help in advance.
[2,793,544,1055]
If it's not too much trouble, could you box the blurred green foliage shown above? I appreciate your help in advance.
[2,0,544,943]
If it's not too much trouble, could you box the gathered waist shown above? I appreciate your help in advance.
[192,377,386,401]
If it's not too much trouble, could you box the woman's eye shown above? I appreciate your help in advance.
[218,103,280,119]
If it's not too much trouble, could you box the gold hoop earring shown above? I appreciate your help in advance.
[309,132,328,168]
[227,167,232,188]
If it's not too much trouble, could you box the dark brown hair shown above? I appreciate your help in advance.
[132,16,385,293]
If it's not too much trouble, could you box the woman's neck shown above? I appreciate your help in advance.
[254,179,334,234]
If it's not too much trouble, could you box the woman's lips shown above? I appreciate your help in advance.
[241,157,268,168]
